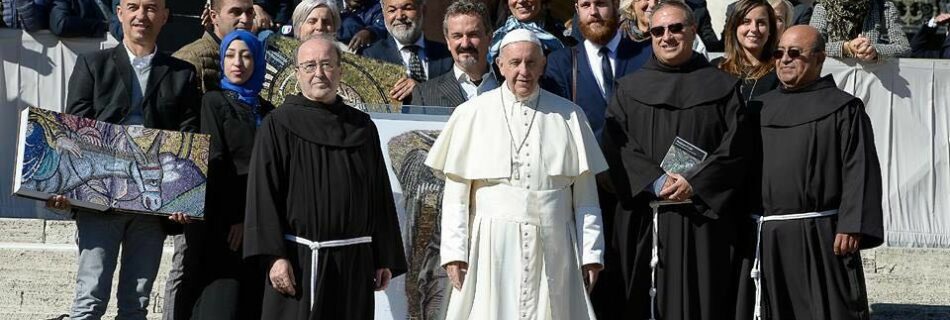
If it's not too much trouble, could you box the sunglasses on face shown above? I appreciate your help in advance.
[648,23,687,37]
[772,48,807,59]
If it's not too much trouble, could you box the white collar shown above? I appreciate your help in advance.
[583,30,622,55]
[500,80,541,103]
[396,36,426,52]
[124,43,157,70]
[453,64,491,84]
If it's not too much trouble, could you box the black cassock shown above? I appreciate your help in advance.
[244,95,407,320]
[603,53,751,320]
[756,75,883,320]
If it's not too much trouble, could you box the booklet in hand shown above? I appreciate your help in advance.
[659,137,708,175]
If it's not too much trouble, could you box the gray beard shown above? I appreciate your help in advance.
[390,23,423,44]
[458,56,478,69]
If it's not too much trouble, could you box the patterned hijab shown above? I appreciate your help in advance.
[821,0,872,42]
[219,30,266,109]
[488,15,565,64]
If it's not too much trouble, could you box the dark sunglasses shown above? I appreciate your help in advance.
[772,48,806,59]
[648,23,686,38]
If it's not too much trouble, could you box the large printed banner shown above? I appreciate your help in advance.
[370,111,450,320]
[13,107,210,218]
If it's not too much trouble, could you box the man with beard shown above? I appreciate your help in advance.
[409,0,498,108]
[752,25,882,320]
[361,0,452,102]
[244,36,408,320]
[602,1,750,319]
[542,0,651,318]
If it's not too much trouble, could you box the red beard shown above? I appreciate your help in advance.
[579,15,619,45]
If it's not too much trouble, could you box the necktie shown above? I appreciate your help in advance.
[405,45,426,82]
[599,46,614,100]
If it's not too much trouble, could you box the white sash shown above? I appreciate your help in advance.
[749,210,838,320]
[647,200,692,320]
[284,234,373,311]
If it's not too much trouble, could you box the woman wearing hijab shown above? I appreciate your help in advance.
[180,29,275,320]
[810,0,910,61]
[487,0,570,63]
[713,0,781,102]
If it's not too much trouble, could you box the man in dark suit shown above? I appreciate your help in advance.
[542,0,651,318]
[544,0,651,140]
[409,0,497,108]
[360,0,452,102]
[44,0,200,318]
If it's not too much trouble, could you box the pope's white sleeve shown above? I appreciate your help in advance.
[573,171,605,266]
[440,174,472,266]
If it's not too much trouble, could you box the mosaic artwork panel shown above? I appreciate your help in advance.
[14,107,210,218]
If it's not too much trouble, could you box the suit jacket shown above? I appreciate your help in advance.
[49,0,108,37]
[911,23,950,59]
[360,35,453,80]
[66,45,201,133]
[542,37,652,138]
[408,70,466,108]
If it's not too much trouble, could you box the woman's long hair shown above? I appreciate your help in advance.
[719,0,779,80]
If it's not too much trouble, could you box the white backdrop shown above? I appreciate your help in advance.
[0,30,947,249]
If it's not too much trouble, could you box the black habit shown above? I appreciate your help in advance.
[603,53,752,320]
[178,91,274,320]
[755,75,883,320]
[243,95,408,320]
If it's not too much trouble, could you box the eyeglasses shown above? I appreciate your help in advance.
[648,23,687,37]
[772,48,809,59]
[296,61,338,74]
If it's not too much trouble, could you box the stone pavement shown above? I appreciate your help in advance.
[0,218,947,319]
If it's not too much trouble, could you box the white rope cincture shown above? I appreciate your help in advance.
[749,209,838,320]
[648,200,691,320]
[284,234,373,312]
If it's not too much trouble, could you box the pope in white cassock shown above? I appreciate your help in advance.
[425,29,608,320]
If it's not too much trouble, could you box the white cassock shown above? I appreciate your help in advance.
[425,83,608,320]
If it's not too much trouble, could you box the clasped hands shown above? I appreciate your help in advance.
[446,261,604,293]
[659,173,693,202]
[845,35,878,62]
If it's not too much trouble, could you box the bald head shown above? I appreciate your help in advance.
[296,36,343,104]
[775,25,826,89]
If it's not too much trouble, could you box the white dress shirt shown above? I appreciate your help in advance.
[583,31,621,98]
[123,44,156,126]
[452,65,497,100]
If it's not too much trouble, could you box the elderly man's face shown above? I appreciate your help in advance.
[117,0,168,45]
[650,6,696,66]
[296,39,342,103]
[211,0,254,39]
[577,0,619,45]
[508,0,541,22]
[444,13,489,72]
[498,41,545,98]
[298,6,336,40]
[383,0,423,44]
[775,26,825,89]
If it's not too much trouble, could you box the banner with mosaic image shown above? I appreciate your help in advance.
[13,107,209,218]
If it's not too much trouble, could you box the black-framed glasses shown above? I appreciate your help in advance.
[772,48,806,59]
[648,23,686,37]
